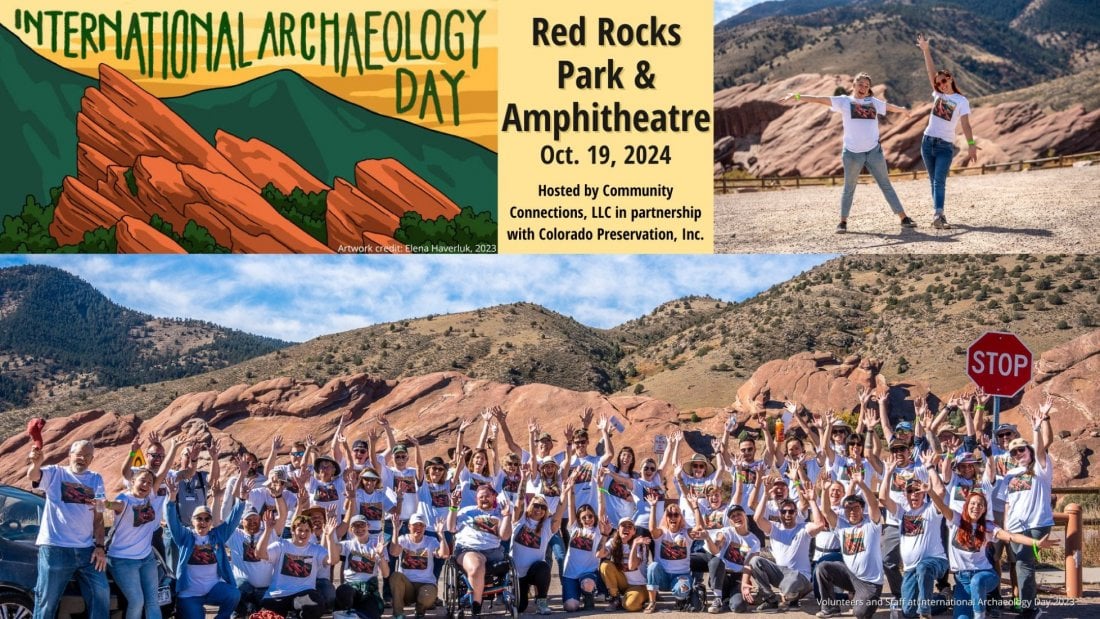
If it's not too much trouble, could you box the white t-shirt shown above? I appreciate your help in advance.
[654,529,692,574]
[108,493,163,559]
[396,534,441,584]
[677,471,718,526]
[247,486,297,522]
[830,456,873,486]
[181,534,221,598]
[924,91,970,141]
[496,471,524,507]
[511,516,553,577]
[378,457,419,520]
[896,502,946,570]
[778,459,821,499]
[947,514,999,572]
[767,522,813,579]
[717,527,761,573]
[531,475,563,514]
[306,477,345,517]
[228,528,275,587]
[567,454,602,511]
[1003,457,1054,531]
[602,472,639,524]
[339,536,386,584]
[354,488,396,532]
[813,506,844,560]
[35,465,106,548]
[697,500,729,532]
[416,480,453,529]
[732,460,765,514]
[265,538,329,597]
[454,506,503,550]
[837,516,884,585]
[633,475,665,526]
[947,476,993,515]
[459,470,496,508]
[885,463,928,526]
[830,95,888,153]
[563,523,602,579]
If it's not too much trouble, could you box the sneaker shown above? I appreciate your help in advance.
[900,216,917,228]
[415,612,426,619]
[932,214,950,229]
[836,221,847,234]
[292,595,317,610]
[536,598,552,615]
[708,597,724,614]
[816,609,841,618]
[608,596,623,612]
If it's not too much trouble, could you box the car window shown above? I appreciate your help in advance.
[0,491,43,542]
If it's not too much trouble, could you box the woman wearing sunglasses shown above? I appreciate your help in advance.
[917,33,978,230]
[1000,398,1055,619]
[510,474,566,615]
[643,491,693,612]
[165,459,253,619]
[923,453,1054,619]
[599,516,651,612]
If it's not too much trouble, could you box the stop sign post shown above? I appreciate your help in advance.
[967,331,1033,430]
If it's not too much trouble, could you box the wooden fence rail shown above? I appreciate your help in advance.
[715,150,1100,194]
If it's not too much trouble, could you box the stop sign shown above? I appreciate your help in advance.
[967,331,1033,397]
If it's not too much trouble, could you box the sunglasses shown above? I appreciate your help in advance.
[692,463,707,468]
[890,447,909,453]
[666,511,681,518]
[290,451,305,457]
[1011,447,1028,455]
[780,509,797,515]
[996,433,1013,439]
[353,448,368,453]
[394,453,409,458]
[530,504,547,511]
[194,516,212,522]
[643,466,656,471]
[575,440,589,445]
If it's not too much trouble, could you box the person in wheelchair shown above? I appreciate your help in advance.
[447,484,514,617]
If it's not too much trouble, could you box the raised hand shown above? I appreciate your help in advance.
[324,512,339,535]
[147,430,161,445]
[1037,395,1054,422]
[343,467,358,487]
[490,405,506,421]
[480,408,494,422]
[305,434,317,449]
[596,413,608,433]
[672,430,684,443]
[919,449,937,470]
[459,416,476,433]
[784,400,800,416]
[272,435,284,453]
[239,476,256,499]
[563,424,575,443]
[916,33,930,51]
[875,381,890,403]
[528,419,538,435]
[450,489,462,508]
[130,433,143,453]
[578,407,594,429]
[644,491,659,507]
[164,476,179,499]
[366,427,382,443]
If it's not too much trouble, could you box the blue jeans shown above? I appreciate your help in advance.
[562,573,599,603]
[953,569,999,619]
[921,135,955,214]
[34,545,109,619]
[177,581,240,619]
[109,553,163,619]
[546,531,566,576]
[235,579,267,615]
[646,563,692,599]
[901,556,948,617]
[1012,525,1052,616]
[840,144,904,219]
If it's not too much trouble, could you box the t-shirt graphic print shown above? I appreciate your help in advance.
[1007,473,1034,494]
[62,481,93,504]
[515,524,543,549]
[842,529,866,555]
[850,101,878,120]
[190,543,217,565]
[281,553,314,578]
[132,501,157,526]
[933,97,956,121]
[401,548,430,571]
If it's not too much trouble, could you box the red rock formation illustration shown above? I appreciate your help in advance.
[49,64,468,253]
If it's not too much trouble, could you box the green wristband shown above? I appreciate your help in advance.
[794,93,801,101]
[967,139,976,146]
[1033,542,1040,558]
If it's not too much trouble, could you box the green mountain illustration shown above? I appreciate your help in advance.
[1,24,496,223]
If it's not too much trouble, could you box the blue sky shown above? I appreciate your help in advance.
[716,0,767,23]
[0,255,829,342]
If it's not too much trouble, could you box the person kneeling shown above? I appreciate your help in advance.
[259,513,341,619]
[390,513,450,619]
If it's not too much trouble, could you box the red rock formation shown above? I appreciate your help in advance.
[326,178,402,250]
[50,177,128,245]
[715,73,1100,177]
[355,159,462,220]
[76,65,256,189]
[177,165,332,253]
[363,232,410,253]
[215,130,331,194]
[0,373,682,494]
[115,217,186,253]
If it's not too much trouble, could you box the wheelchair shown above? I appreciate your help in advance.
[441,553,520,619]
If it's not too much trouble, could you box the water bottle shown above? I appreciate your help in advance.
[94,488,106,513]
[609,415,626,434]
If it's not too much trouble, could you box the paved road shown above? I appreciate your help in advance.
[714,165,1100,254]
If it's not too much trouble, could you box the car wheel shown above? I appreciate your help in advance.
[0,591,34,619]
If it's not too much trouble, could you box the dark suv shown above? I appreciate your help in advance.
[0,484,175,618]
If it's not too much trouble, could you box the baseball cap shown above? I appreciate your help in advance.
[409,513,427,526]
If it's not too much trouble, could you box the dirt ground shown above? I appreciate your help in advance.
[714,165,1100,254]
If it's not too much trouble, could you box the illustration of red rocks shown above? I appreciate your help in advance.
[48,64,467,253]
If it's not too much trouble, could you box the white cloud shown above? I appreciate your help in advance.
[4,255,830,342]
[716,0,769,23]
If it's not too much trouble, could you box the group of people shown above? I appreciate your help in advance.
[781,34,978,234]
[28,389,1058,619]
